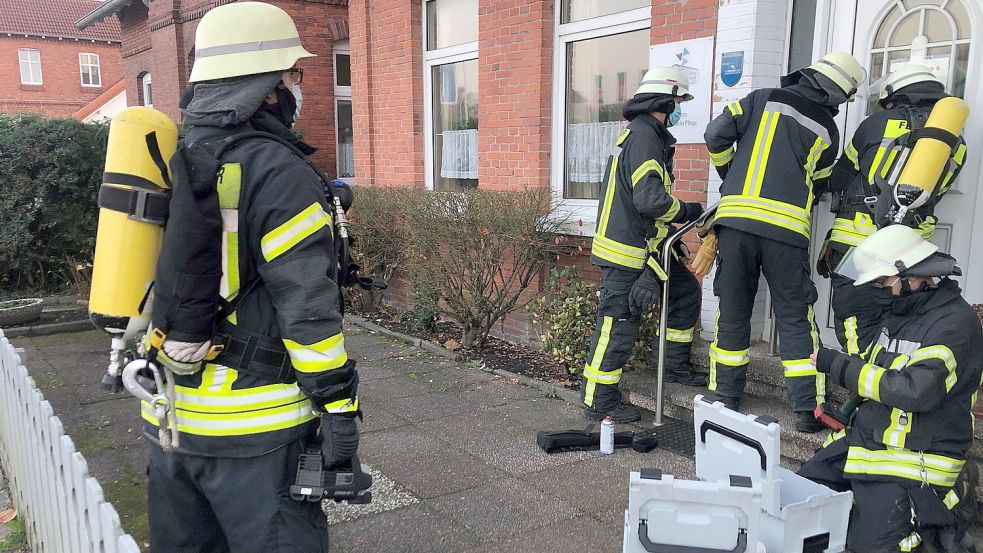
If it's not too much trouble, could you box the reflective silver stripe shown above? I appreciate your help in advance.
[196,37,303,59]
[764,101,831,146]
[886,71,937,95]
[816,58,859,87]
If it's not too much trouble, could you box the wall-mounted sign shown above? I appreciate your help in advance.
[650,36,715,144]
[721,51,744,87]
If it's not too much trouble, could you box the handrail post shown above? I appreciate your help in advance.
[654,202,719,426]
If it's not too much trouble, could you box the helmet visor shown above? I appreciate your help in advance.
[834,236,939,284]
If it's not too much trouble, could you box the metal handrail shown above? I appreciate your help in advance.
[654,202,719,426]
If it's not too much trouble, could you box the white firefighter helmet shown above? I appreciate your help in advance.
[189,2,315,83]
[635,66,695,101]
[835,225,942,285]
[879,63,945,100]
[808,51,866,100]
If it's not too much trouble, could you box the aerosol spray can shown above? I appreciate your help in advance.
[600,416,615,454]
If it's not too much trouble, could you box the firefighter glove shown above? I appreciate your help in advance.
[673,202,704,224]
[320,414,359,469]
[157,340,211,376]
[628,267,663,316]
[690,233,718,278]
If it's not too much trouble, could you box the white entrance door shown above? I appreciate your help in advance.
[811,0,982,344]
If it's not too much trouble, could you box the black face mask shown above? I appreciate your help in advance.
[259,84,297,128]
[867,285,897,307]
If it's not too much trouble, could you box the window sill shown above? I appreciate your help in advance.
[19,84,44,91]
[81,85,103,90]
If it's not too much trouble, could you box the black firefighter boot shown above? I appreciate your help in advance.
[583,381,641,423]
[795,411,826,433]
[665,366,710,387]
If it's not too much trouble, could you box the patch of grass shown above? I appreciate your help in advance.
[0,517,27,551]
[71,423,113,458]
[102,475,149,548]
[463,360,485,371]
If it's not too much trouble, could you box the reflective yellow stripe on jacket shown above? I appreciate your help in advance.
[844,446,965,487]
[715,195,812,239]
[142,365,317,436]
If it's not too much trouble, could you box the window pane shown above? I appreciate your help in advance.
[874,5,901,48]
[953,43,969,98]
[564,29,649,200]
[426,0,478,50]
[561,0,648,23]
[948,0,971,39]
[787,0,817,72]
[432,59,478,191]
[337,100,355,178]
[335,54,351,87]
[890,13,920,47]
[925,10,954,42]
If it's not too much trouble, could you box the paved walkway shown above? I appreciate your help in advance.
[13,324,697,552]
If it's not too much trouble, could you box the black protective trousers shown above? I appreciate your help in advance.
[582,260,701,409]
[148,439,329,553]
[709,227,824,412]
[828,249,892,355]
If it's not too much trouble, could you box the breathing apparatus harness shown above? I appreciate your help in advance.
[122,130,384,453]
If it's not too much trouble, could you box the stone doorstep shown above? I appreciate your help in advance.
[689,338,851,404]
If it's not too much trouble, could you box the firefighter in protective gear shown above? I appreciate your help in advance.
[703,51,864,432]
[800,225,982,553]
[822,63,968,356]
[582,66,708,424]
[145,4,352,551]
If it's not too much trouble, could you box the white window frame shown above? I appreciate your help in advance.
[79,52,101,87]
[334,41,354,183]
[422,0,479,191]
[18,48,42,85]
[141,73,153,107]
[550,7,651,234]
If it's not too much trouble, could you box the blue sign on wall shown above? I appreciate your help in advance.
[721,51,744,87]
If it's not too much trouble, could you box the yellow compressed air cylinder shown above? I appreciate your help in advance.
[89,107,177,341]
[897,96,969,195]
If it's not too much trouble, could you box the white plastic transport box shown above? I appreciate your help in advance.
[624,395,853,553]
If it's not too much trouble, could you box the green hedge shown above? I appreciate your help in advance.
[0,114,108,294]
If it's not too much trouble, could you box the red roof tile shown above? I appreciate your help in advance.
[0,0,121,42]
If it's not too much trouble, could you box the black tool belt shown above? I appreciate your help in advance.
[212,321,295,384]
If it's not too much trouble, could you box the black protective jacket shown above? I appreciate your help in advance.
[590,113,686,275]
[816,279,983,487]
[827,98,967,253]
[148,111,357,457]
[705,86,840,248]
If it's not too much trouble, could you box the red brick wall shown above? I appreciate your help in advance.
[0,36,123,117]
[116,0,347,172]
[349,0,424,187]
[476,0,553,191]
[651,0,718,254]
[352,0,721,346]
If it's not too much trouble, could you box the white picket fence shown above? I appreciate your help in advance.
[0,329,141,552]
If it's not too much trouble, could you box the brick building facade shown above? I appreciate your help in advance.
[350,0,983,352]
[77,0,351,172]
[0,0,122,117]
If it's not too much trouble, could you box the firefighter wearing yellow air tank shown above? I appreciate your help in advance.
[141,3,355,551]
[820,64,968,357]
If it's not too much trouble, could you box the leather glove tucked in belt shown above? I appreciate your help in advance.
[320,414,359,469]
[628,265,663,316]
[673,201,704,224]
[156,339,211,376]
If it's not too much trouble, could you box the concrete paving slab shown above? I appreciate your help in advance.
[428,477,582,543]
[461,515,622,553]
[370,447,503,500]
[357,424,450,463]
[329,504,480,553]
[359,405,412,434]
